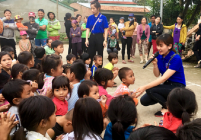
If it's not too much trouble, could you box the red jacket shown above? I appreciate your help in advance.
[163,112,182,133]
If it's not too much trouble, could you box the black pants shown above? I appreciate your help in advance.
[82,38,87,53]
[193,40,201,61]
[122,37,132,60]
[0,38,17,59]
[140,81,185,108]
[72,42,82,59]
[88,33,104,67]
[68,37,72,54]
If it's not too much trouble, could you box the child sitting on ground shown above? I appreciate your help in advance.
[44,38,55,55]
[118,17,126,39]
[107,34,120,54]
[104,52,119,81]
[17,51,35,69]
[19,31,31,52]
[66,54,76,65]
[11,64,28,80]
[81,53,92,80]
[52,76,71,116]
[47,109,74,140]
[51,40,64,56]
[2,79,34,135]
[14,15,28,30]
[63,64,71,78]
[33,47,46,71]
[113,67,138,106]
[91,55,102,79]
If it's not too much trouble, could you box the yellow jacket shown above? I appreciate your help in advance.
[122,21,137,37]
[163,24,187,44]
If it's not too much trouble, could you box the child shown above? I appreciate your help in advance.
[12,96,56,140]
[52,76,71,116]
[62,98,103,140]
[18,51,35,69]
[39,54,63,96]
[14,15,28,30]
[66,54,76,65]
[118,17,126,39]
[67,62,86,111]
[104,52,119,80]
[19,31,31,52]
[107,34,120,54]
[114,67,138,106]
[1,46,15,61]
[2,79,34,135]
[94,68,114,106]
[111,24,117,35]
[104,95,137,140]
[33,47,45,71]
[11,64,28,79]
[160,87,197,133]
[44,38,55,55]
[91,55,102,79]
[47,109,74,140]
[81,52,91,70]
[51,40,64,56]
[70,20,82,58]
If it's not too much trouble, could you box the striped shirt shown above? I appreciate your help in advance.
[68,83,80,111]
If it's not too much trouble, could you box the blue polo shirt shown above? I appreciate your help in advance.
[148,22,152,42]
[157,50,186,86]
[86,13,108,34]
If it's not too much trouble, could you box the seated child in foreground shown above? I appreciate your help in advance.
[113,67,138,106]
[66,54,76,65]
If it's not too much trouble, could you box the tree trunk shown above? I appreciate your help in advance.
[181,0,191,17]
[186,4,201,27]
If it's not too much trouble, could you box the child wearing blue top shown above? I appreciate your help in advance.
[91,55,102,79]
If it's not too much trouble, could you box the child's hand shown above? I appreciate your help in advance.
[46,88,53,98]
[4,25,9,28]
[31,81,38,92]
[0,104,11,112]
[130,91,136,98]
[56,135,64,140]
[70,82,74,90]
[101,95,107,106]
[154,121,158,126]
[112,67,119,71]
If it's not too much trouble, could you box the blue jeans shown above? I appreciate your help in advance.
[35,38,47,47]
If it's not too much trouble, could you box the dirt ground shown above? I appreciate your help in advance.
[16,44,201,127]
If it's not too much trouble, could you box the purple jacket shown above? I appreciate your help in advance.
[70,27,82,43]
[137,24,150,43]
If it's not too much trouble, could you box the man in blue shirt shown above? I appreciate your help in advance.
[148,15,156,56]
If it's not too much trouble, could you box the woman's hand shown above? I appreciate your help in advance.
[85,39,89,47]
[150,54,158,65]
[135,86,147,98]
[103,40,107,48]
[139,40,142,44]
[147,38,149,42]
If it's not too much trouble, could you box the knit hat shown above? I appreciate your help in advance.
[34,47,45,58]
[14,15,23,21]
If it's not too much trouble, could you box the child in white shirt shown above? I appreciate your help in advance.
[118,17,126,39]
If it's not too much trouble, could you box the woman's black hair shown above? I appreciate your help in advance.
[78,80,98,98]
[167,88,197,124]
[38,9,45,13]
[176,118,201,140]
[81,53,90,63]
[52,75,71,97]
[22,69,40,83]
[177,16,184,28]
[12,96,55,140]
[94,68,113,88]
[65,13,71,20]
[11,64,29,79]
[4,9,11,14]
[0,51,13,62]
[47,12,55,19]
[91,0,101,10]
[128,125,178,140]
[73,97,103,140]
[110,17,115,22]
[108,95,137,140]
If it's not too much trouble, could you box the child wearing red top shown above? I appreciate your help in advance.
[52,76,71,116]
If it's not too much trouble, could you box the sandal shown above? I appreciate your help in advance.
[132,56,135,58]
[128,60,134,63]
[122,60,126,64]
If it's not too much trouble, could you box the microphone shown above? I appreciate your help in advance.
[143,52,159,69]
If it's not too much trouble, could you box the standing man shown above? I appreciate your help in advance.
[23,12,39,57]
[147,15,156,56]
[64,13,72,54]
[35,9,48,47]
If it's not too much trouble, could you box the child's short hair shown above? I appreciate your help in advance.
[66,54,76,61]
[46,38,52,44]
[51,40,63,50]
[118,67,132,81]
[2,79,30,106]
[70,62,86,80]
[1,46,14,53]
[22,69,40,82]
[52,76,71,94]
[78,80,98,98]
[63,64,71,74]
[18,51,33,65]
[81,53,90,63]
[167,88,198,124]
[11,64,29,79]
[93,55,102,61]
[94,68,113,88]
[108,52,118,62]
[34,47,45,59]
[65,108,74,121]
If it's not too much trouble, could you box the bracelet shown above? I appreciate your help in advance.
[153,65,158,69]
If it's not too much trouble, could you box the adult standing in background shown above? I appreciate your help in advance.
[0,9,18,59]
[64,13,72,54]
[76,14,84,27]
[35,9,48,47]
[150,16,163,54]
[81,16,90,53]
[47,12,61,41]
[85,0,108,67]
[148,15,156,56]
[108,17,119,39]
[130,17,138,58]
[23,12,40,57]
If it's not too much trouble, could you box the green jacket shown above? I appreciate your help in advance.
[47,19,61,37]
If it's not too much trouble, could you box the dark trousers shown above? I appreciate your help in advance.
[88,33,104,68]
[68,37,72,54]
[121,37,132,60]
[82,38,87,53]
[72,42,82,59]
[193,40,201,61]
[140,81,185,108]
[148,41,152,57]
[0,38,17,59]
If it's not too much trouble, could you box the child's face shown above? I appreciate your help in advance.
[18,84,34,104]
[112,26,115,30]
[52,61,63,77]
[63,120,73,134]
[111,36,115,40]
[106,79,114,87]
[16,19,22,23]
[28,56,35,68]
[4,11,11,18]
[111,57,118,64]
[84,17,87,23]
[119,19,124,23]
[94,57,102,66]
[88,85,99,100]
[9,51,14,59]
[54,44,64,54]
[47,39,53,47]
[21,35,27,39]
[54,87,69,101]
[123,70,135,85]
[67,57,76,65]
[85,58,91,65]
[65,68,71,79]
[0,54,12,69]
[47,112,56,129]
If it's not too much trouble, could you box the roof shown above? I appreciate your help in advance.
[49,0,77,11]
[99,1,137,5]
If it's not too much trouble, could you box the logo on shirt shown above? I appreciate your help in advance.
[99,19,102,22]
[166,63,170,69]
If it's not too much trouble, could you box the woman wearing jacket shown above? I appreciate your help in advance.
[47,12,61,41]
[163,16,187,57]
[137,17,150,64]
[150,16,163,54]
[120,13,137,64]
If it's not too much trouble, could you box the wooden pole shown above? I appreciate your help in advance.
[57,0,59,19]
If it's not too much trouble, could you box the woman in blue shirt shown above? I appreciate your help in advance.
[135,34,186,117]
[85,0,108,67]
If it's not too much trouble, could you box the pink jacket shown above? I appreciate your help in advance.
[40,76,54,96]
[137,24,150,43]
